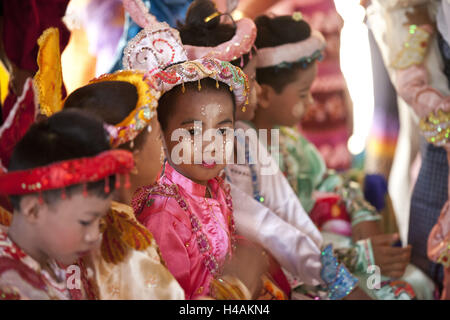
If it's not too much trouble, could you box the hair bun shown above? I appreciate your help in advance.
[184,0,220,31]
[255,15,311,48]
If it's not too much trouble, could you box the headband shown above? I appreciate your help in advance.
[256,30,326,69]
[184,17,257,66]
[0,150,134,196]
[123,20,249,107]
[87,70,161,148]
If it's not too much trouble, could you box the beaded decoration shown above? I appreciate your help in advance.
[184,17,257,66]
[132,180,236,278]
[392,24,432,70]
[419,109,450,147]
[257,30,326,69]
[0,150,134,196]
[122,17,249,108]
[87,70,160,148]
[437,241,450,268]
[154,58,250,108]
[320,244,358,300]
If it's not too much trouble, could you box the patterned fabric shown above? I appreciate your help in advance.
[132,162,234,299]
[409,142,446,289]
[273,126,380,227]
[0,226,71,300]
[78,201,185,300]
[292,0,352,170]
[109,0,193,72]
[320,244,358,299]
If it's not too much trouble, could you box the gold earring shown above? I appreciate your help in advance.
[130,164,139,175]
[160,146,165,164]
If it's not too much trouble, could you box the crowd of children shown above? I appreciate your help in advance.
[0,0,448,300]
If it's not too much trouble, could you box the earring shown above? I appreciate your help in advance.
[241,106,246,112]
[130,165,139,175]
[160,146,166,164]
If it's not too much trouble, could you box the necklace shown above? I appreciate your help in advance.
[245,140,265,203]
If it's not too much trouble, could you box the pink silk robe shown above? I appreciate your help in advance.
[133,162,234,299]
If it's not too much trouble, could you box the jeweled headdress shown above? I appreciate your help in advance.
[0,149,134,196]
[86,70,161,148]
[122,0,249,107]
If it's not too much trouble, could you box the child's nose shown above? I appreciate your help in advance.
[307,93,314,106]
[254,81,262,96]
[85,221,101,244]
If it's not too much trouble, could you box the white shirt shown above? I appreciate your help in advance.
[226,121,324,286]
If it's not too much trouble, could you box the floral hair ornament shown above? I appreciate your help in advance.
[0,150,134,199]
[122,1,249,108]
[256,29,326,69]
[87,70,161,148]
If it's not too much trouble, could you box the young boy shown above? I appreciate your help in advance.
[0,110,133,299]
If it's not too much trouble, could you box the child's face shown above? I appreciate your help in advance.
[32,190,112,266]
[264,63,317,127]
[133,117,163,186]
[236,58,261,121]
[163,88,235,186]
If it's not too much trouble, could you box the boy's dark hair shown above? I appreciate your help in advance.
[63,80,148,150]
[178,0,255,68]
[157,78,235,131]
[255,15,315,93]
[8,110,115,210]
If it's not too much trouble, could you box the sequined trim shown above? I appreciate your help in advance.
[320,244,358,300]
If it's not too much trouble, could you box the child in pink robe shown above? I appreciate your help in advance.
[133,161,234,299]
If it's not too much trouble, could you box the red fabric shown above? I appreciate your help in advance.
[267,254,291,299]
[309,192,351,228]
[1,0,70,72]
[0,150,134,195]
[0,80,36,169]
[1,0,70,122]
[1,85,18,125]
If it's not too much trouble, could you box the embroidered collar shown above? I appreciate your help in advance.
[162,161,220,198]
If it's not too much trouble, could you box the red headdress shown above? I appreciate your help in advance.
[0,28,63,171]
[0,150,134,196]
[0,78,38,171]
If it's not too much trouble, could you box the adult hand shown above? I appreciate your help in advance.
[371,233,411,278]
[352,220,382,242]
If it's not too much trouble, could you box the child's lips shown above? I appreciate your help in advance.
[76,250,91,257]
[201,160,216,169]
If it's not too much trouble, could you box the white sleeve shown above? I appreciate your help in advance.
[259,159,324,248]
[230,183,324,286]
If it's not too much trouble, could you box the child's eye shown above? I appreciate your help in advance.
[187,128,201,136]
[217,128,229,135]
[79,220,93,227]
